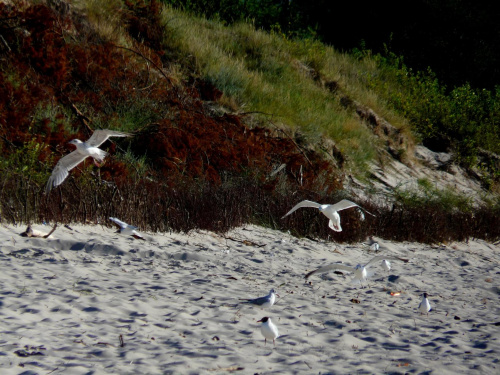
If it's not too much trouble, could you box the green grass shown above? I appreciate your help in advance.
[158,7,392,173]
[65,1,498,188]
[393,177,475,213]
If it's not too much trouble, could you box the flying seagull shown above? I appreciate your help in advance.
[305,255,409,287]
[109,217,145,240]
[46,129,131,193]
[239,289,278,308]
[257,317,279,346]
[282,199,375,232]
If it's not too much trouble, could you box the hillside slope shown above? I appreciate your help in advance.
[0,0,498,243]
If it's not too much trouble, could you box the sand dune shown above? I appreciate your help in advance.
[0,223,499,374]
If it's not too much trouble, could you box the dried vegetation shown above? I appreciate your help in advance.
[0,1,498,243]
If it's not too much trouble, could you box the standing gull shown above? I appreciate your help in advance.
[365,236,401,253]
[46,129,131,192]
[366,237,380,251]
[257,317,279,346]
[381,259,391,272]
[418,293,431,315]
[282,199,374,232]
[109,217,145,240]
[305,255,409,287]
[239,289,277,308]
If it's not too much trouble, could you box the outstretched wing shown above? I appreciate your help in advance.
[329,199,375,217]
[305,263,355,279]
[109,217,129,229]
[86,130,131,147]
[364,255,409,268]
[328,219,342,232]
[282,200,321,218]
[132,231,145,240]
[46,151,88,192]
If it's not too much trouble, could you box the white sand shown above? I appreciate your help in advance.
[0,223,499,374]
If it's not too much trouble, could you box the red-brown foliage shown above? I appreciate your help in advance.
[1,3,498,243]
[0,2,340,211]
[131,111,339,190]
[124,0,165,52]
[2,2,336,189]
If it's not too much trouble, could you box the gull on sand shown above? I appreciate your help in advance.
[418,293,431,315]
[46,129,131,193]
[381,259,391,271]
[257,317,279,346]
[109,217,145,240]
[282,199,374,232]
[305,255,409,287]
[239,289,277,308]
[366,237,380,251]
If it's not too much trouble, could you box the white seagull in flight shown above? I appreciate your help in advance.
[46,129,131,192]
[109,217,145,240]
[305,255,409,287]
[282,199,375,232]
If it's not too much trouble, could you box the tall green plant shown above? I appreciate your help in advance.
[0,139,52,223]
[364,50,499,176]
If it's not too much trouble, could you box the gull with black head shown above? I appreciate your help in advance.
[257,317,279,346]
[418,293,431,316]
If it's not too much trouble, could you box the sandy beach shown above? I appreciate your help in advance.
[0,222,499,374]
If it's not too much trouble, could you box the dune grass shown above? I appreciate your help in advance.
[68,0,413,173]
[157,7,402,172]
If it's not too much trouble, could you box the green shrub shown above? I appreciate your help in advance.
[0,139,52,223]
[362,50,500,179]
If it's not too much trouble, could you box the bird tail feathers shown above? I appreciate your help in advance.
[92,148,108,162]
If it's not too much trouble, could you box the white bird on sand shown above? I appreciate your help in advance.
[109,217,145,240]
[239,289,278,308]
[381,259,391,272]
[282,199,375,232]
[367,238,380,251]
[305,255,409,287]
[418,293,431,315]
[257,317,279,346]
[366,237,407,256]
[46,130,131,192]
